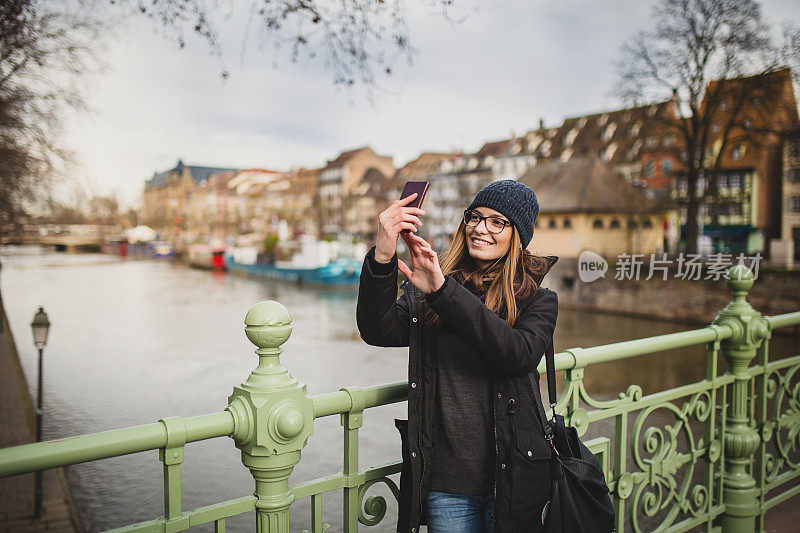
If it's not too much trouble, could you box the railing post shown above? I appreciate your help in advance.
[226,301,315,532]
[713,265,770,533]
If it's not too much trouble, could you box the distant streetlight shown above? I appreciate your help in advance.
[30,307,51,519]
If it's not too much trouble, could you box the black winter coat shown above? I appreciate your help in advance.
[356,247,560,533]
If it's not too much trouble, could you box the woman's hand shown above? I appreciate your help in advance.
[398,233,446,294]
[375,193,425,263]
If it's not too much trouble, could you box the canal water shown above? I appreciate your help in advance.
[1,247,797,532]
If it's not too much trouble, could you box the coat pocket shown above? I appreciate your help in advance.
[509,426,552,530]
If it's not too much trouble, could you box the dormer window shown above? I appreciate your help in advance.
[604,143,618,161]
[598,114,609,127]
[602,123,617,142]
[468,157,479,169]
[629,122,641,137]
[564,128,579,146]
[720,100,729,111]
[732,144,745,161]
[743,118,753,129]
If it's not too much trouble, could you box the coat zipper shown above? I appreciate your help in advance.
[491,378,498,525]
[408,282,428,527]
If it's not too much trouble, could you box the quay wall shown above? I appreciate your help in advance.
[543,258,800,336]
[0,291,83,532]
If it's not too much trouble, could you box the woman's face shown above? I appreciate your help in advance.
[464,207,513,270]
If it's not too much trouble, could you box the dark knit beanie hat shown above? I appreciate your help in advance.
[467,179,539,248]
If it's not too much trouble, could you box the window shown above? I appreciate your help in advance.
[645,136,657,148]
[732,145,745,161]
[602,123,617,142]
[791,196,800,214]
[644,161,655,177]
[711,123,720,133]
[730,203,742,216]
[662,160,673,174]
[563,218,572,229]
[728,174,741,189]
[789,168,800,183]
[680,150,688,162]
[629,122,641,137]
[642,218,653,229]
[548,218,557,229]
[564,129,578,146]
[663,134,674,147]
[592,219,604,229]
[743,118,753,130]
[720,100,729,111]
[610,219,621,229]
[752,96,762,106]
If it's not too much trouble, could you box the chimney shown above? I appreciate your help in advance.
[539,118,545,130]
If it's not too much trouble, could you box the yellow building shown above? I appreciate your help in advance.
[519,156,666,259]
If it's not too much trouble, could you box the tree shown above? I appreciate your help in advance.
[615,0,800,254]
[0,0,99,238]
[128,0,456,89]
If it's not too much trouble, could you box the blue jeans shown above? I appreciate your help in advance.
[425,490,495,533]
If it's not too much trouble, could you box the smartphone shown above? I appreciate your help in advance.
[400,181,429,233]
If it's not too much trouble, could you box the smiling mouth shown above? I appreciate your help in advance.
[471,237,494,246]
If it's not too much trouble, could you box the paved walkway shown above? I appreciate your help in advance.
[0,295,82,532]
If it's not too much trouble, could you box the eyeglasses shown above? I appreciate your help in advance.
[463,210,512,234]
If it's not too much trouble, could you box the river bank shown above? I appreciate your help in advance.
[0,291,83,532]
[547,257,800,335]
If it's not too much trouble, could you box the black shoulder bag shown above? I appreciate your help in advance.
[529,341,615,532]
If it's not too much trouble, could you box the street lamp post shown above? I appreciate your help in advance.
[30,307,50,520]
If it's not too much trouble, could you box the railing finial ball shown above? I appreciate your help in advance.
[726,264,754,293]
[244,300,293,350]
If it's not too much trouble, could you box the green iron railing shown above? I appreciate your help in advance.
[0,263,799,532]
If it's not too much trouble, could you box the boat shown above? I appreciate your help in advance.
[225,236,365,286]
[187,244,227,270]
[225,255,361,285]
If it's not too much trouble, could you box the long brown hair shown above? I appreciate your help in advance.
[422,220,551,328]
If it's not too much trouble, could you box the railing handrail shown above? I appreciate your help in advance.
[0,411,234,478]
[3,310,797,479]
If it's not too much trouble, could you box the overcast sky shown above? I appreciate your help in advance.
[62,0,800,208]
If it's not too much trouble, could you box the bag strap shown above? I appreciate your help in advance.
[528,338,557,439]
[544,338,557,409]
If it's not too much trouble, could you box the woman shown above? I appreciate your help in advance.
[356,180,559,533]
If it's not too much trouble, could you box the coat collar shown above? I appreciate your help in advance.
[532,255,559,286]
